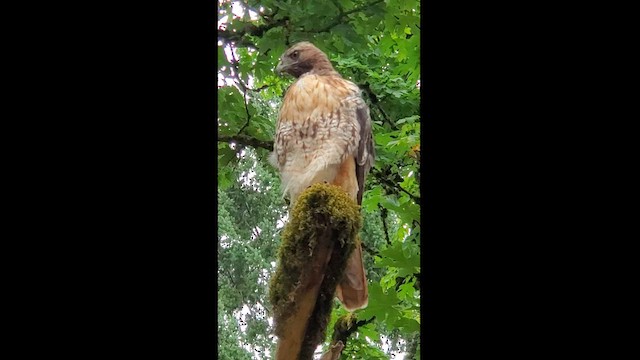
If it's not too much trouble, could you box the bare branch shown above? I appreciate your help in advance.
[218,135,274,151]
[221,0,384,47]
[308,0,385,33]
[218,138,416,202]
[248,84,270,92]
[219,36,270,136]
[227,46,252,135]
[379,205,392,246]
[332,316,376,347]
[217,16,289,48]
[322,315,376,360]
[217,134,420,201]
[397,183,420,202]
[371,165,421,202]
[379,176,421,202]
[360,82,398,130]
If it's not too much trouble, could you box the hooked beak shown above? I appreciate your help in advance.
[275,60,285,76]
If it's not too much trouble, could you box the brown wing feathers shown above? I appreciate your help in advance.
[355,105,374,205]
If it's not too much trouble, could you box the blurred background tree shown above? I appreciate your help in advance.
[217,0,420,358]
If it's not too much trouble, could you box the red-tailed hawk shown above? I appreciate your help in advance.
[270,42,375,311]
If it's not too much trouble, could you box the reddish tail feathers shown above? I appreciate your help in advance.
[335,242,368,311]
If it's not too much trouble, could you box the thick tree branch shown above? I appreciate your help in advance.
[271,184,362,360]
[218,16,289,48]
[218,134,420,202]
[218,135,273,151]
[309,0,385,33]
[219,0,384,50]
[321,315,376,359]
[328,315,376,354]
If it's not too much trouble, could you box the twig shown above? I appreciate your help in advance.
[397,183,420,202]
[360,82,398,130]
[237,88,252,134]
[379,205,392,246]
[227,46,252,135]
[248,84,270,92]
[371,166,420,202]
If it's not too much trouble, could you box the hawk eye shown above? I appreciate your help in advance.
[290,50,299,59]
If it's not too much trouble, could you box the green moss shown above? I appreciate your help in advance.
[268,183,362,358]
[333,313,357,338]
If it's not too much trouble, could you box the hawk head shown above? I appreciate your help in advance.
[275,42,335,78]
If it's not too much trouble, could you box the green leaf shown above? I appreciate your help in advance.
[392,317,420,333]
[218,144,236,166]
[395,115,419,125]
[356,282,399,323]
[375,240,420,273]
[397,279,416,300]
[357,323,380,342]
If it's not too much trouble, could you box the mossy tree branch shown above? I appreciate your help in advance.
[321,314,377,359]
[269,184,362,360]
[332,314,376,347]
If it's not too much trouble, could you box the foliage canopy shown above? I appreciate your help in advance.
[217,0,420,358]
